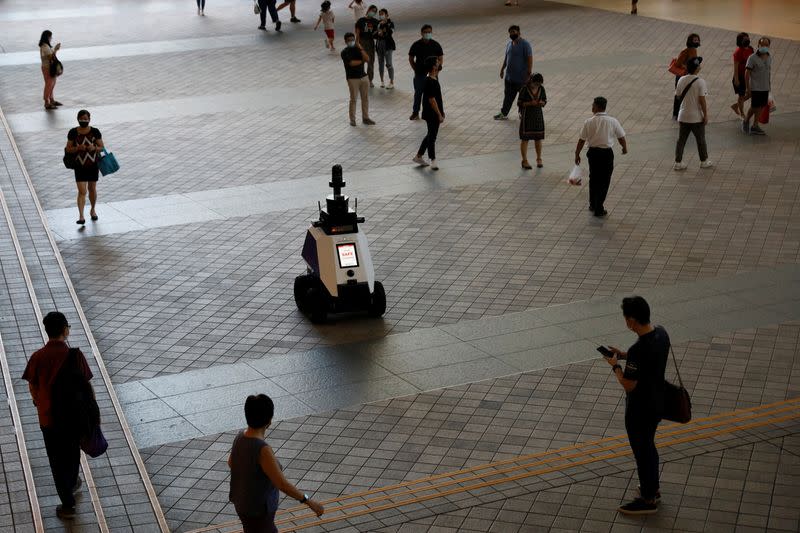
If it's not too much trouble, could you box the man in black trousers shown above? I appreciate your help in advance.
[574,97,628,217]
[604,297,669,515]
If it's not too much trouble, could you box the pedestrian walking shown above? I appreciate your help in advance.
[38,30,62,110]
[314,1,335,52]
[412,56,444,171]
[375,8,396,89]
[743,38,771,135]
[257,0,282,31]
[574,97,627,217]
[408,25,443,120]
[196,0,205,15]
[348,0,367,20]
[22,312,93,520]
[603,296,669,516]
[674,57,712,170]
[355,5,379,87]
[65,110,104,225]
[276,0,301,23]
[730,32,753,118]
[630,0,638,14]
[494,25,533,121]
[341,33,375,126]
[229,394,324,532]
[671,33,700,119]
[518,73,546,169]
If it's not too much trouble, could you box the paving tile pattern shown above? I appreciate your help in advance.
[56,130,800,382]
[139,321,800,531]
[385,436,800,533]
[6,5,800,209]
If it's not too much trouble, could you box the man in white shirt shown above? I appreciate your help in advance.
[575,97,628,217]
[674,57,712,170]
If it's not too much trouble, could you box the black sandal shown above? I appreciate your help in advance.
[76,219,85,225]
[91,214,98,221]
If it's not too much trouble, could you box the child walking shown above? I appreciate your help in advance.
[314,1,336,51]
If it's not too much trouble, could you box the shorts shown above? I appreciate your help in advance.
[324,29,334,40]
[74,166,99,182]
[732,76,746,96]
[751,90,769,108]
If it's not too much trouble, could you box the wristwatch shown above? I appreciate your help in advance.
[299,493,309,504]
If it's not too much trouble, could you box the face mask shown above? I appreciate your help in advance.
[346,41,355,48]
[369,12,377,18]
[510,34,519,41]
[379,15,385,20]
[690,41,700,48]
[78,120,89,127]
[423,32,432,40]
[758,47,769,54]
[742,39,750,47]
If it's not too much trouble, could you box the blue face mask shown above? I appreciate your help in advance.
[369,11,377,18]
[346,41,356,48]
[423,32,432,40]
[379,15,385,20]
[758,46,770,54]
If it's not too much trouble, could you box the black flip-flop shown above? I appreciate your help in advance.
[76,219,85,225]
[91,214,99,221]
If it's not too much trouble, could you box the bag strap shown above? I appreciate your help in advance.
[678,76,699,105]
[669,345,684,388]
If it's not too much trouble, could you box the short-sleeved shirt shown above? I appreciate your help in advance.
[320,11,334,30]
[732,46,753,78]
[675,75,708,123]
[341,47,366,79]
[355,16,378,43]
[745,53,771,92]
[421,77,443,120]
[22,340,93,428]
[623,326,670,417]
[67,127,103,168]
[376,19,396,50]
[504,38,533,84]
[39,43,53,67]
[579,113,625,148]
[350,1,367,20]
[409,38,444,77]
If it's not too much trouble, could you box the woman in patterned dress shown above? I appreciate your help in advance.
[518,72,546,169]
[65,110,104,225]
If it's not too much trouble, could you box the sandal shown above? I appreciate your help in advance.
[521,160,532,170]
[76,219,85,225]
[536,159,543,168]
[91,214,98,221]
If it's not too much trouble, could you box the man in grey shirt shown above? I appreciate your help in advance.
[743,42,771,135]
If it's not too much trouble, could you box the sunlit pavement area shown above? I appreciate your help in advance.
[1,0,799,531]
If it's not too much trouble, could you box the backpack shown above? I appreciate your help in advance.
[50,348,99,438]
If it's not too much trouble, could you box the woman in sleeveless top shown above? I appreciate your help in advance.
[229,395,324,532]
[38,30,61,110]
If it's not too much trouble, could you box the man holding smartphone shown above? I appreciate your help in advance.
[601,296,669,515]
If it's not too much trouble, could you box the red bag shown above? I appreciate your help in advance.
[668,58,686,77]
[759,105,769,124]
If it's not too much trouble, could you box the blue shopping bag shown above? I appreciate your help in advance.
[98,148,120,176]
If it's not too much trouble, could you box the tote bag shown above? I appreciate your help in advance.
[98,148,120,176]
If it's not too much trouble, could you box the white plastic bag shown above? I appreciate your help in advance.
[568,165,583,186]
[768,93,776,112]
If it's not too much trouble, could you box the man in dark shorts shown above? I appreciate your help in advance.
[744,41,771,135]
[408,24,443,120]
[22,312,93,520]
[604,297,669,516]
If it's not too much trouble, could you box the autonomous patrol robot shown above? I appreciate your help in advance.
[294,165,386,323]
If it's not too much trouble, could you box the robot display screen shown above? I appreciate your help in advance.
[336,243,359,268]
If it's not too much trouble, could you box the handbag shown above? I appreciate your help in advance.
[97,148,120,176]
[80,425,108,458]
[668,57,686,77]
[49,54,64,77]
[63,147,76,169]
[253,0,260,14]
[662,346,692,423]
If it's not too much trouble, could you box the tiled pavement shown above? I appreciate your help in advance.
[1,0,799,531]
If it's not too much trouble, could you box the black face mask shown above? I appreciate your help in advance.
[78,121,89,128]
[509,34,519,41]
[742,39,750,47]
[689,42,700,48]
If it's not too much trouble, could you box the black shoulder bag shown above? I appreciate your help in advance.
[662,346,692,423]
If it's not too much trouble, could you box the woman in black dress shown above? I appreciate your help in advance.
[518,72,546,169]
[65,110,104,224]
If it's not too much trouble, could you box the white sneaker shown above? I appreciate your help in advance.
[412,155,429,167]
[201,9,204,15]
[673,162,688,171]
[699,159,714,168]
[380,82,385,88]
[197,7,201,15]
[430,160,439,170]
[386,82,394,89]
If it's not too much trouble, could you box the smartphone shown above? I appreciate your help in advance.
[596,346,614,358]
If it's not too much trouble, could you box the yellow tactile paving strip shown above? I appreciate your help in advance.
[187,397,800,533]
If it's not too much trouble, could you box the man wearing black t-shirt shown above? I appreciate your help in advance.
[341,33,375,126]
[408,24,444,120]
[355,5,379,87]
[605,296,669,516]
